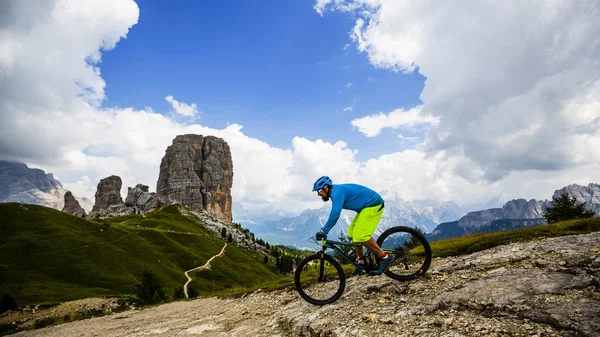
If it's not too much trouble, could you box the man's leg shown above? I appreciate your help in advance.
[362,237,385,258]
[348,214,363,261]
[354,242,364,259]
[353,204,393,274]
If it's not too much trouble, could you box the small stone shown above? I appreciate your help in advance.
[558,261,567,266]
[363,313,377,322]
[588,248,599,254]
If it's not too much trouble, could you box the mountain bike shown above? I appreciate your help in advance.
[294,226,432,305]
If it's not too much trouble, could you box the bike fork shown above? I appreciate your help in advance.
[318,251,326,282]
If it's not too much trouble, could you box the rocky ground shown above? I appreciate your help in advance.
[6,232,600,337]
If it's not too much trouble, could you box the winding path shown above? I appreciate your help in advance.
[183,243,227,298]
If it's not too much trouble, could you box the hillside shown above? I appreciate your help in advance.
[6,225,599,336]
[0,203,287,306]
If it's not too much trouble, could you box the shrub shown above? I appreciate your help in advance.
[0,294,17,313]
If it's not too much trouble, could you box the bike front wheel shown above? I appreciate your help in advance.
[294,253,346,305]
[376,226,432,281]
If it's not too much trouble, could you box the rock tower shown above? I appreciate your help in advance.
[156,134,233,223]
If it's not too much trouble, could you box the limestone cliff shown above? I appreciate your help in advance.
[553,183,600,214]
[62,191,86,217]
[89,175,133,218]
[125,184,157,213]
[156,134,233,223]
[0,160,66,209]
[458,198,551,232]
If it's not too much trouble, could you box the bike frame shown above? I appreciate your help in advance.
[318,238,396,275]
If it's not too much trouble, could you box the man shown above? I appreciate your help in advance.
[312,176,394,275]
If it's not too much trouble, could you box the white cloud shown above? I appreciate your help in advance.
[2,0,600,220]
[165,95,198,117]
[319,0,600,182]
[346,82,352,88]
[343,43,350,50]
[351,106,439,137]
[397,134,419,142]
[314,0,333,16]
[343,106,353,112]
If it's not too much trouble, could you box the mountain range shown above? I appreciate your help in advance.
[235,199,464,248]
[2,160,599,248]
[0,161,93,212]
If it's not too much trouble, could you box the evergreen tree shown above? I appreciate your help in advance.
[266,242,270,250]
[221,227,227,239]
[278,256,294,273]
[263,255,268,264]
[136,271,167,305]
[172,286,185,300]
[405,227,426,249]
[543,192,595,224]
[188,286,199,298]
[227,233,233,243]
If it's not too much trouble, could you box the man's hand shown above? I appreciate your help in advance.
[315,231,327,240]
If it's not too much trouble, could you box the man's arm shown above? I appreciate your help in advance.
[321,192,344,234]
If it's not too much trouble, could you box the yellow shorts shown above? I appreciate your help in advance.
[347,204,384,242]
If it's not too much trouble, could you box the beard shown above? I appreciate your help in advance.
[321,195,330,202]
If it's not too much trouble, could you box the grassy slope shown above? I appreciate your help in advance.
[429,216,600,258]
[0,203,286,305]
[2,201,598,306]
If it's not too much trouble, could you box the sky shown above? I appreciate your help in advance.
[1,0,599,214]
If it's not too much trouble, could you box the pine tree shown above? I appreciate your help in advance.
[188,286,199,298]
[227,233,233,243]
[136,271,167,305]
[543,192,595,224]
[221,227,227,239]
[172,287,185,300]
[263,255,268,264]
[405,227,426,249]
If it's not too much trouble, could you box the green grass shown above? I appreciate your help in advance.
[2,202,598,309]
[429,217,600,258]
[0,203,287,306]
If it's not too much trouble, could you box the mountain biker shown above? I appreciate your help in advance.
[312,176,394,275]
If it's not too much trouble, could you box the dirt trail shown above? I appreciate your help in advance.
[184,243,227,298]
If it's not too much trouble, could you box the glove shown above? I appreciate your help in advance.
[315,231,327,240]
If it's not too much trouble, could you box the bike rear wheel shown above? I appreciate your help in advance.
[294,253,346,305]
[376,226,432,281]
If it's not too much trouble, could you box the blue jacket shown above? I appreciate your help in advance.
[320,184,384,234]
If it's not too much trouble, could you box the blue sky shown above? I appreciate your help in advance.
[100,0,425,160]
[2,0,599,213]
